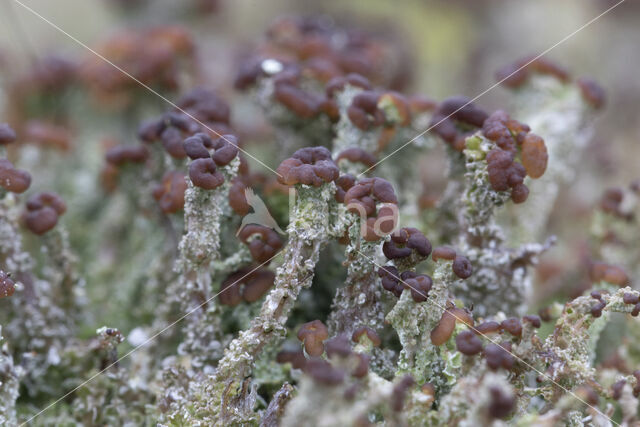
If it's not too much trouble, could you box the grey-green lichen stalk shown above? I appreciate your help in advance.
[165,182,336,424]
[327,221,386,337]
[387,260,458,390]
[3,13,638,427]
[0,326,21,427]
[173,157,240,369]
[454,135,552,316]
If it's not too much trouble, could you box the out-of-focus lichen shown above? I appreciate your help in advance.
[501,74,600,244]
[0,326,21,426]
[540,287,640,391]
[590,183,640,283]
[68,327,154,425]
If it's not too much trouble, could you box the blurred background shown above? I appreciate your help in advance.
[2,0,637,184]
[0,0,638,318]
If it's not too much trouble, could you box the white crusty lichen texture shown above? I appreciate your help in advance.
[0,326,21,427]
[386,260,457,390]
[326,225,387,337]
[161,182,338,425]
[453,134,551,317]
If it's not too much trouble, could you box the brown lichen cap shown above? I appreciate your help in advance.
[218,266,276,306]
[0,123,17,145]
[175,87,231,125]
[378,91,412,126]
[0,159,31,193]
[521,133,548,179]
[496,56,570,88]
[23,121,72,151]
[0,271,15,299]
[591,300,607,318]
[152,171,187,214]
[241,268,276,303]
[452,255,473,279]
[228,178,251,216]
[140,87,233,158]
[522,315,542,328]
[633,371,640,397]
[431,246,456,262]
[401,271,433,303]
[297,320,329,357]
[233,57,264,91]
[217,270,243,306]
[344,177,398,219]
[336,147,377,169]
[600,187,628,219]
[352,326,381,347]
[211,135,240,166]
[474,321,502,335]
[383,227,432,261]
[589,261,630,286]
[577,77,606,109]
[276,349,307,370]
[484,342,515,371]
[408,95,437,115]
[138,118,166,143]
[238,224,284,264]
[487,386,515,420]
[611,379,626,400]
[23,191,67,235]
[430,96,488,151]
[188,158,225,190]
[483,110,547,203]
[82,26,192,97]
[276,146,339,187]
[430,311,456,345]
[274,82,322,119]
[325,334,353,358]
[391,375,415,412]
[325,73,372,98]
[183,133,213,159]
[455,330,483,355]
[303,358,345,386]
[378,265,403,298]
[351,353,370,378]
[431,306,474,346]
[105,145,149,166]
[501,317,523,337]
[160,126,189,158]
[318,97,340,122]
[482,110,529,154]
[348,91,384,131]
[334,174,356,203]
[623,292,640,305]
[486,149,528,204]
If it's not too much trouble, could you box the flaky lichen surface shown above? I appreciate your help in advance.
[165,183,337,425]
[386,261,453,389]
[453,134,551,317]
[2,9,639,427]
